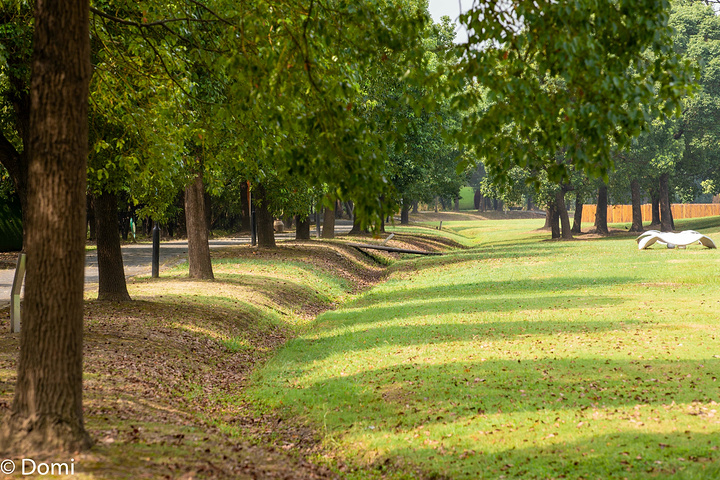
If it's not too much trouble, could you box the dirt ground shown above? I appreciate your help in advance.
[0,237,458,479]
[0,252,18,270]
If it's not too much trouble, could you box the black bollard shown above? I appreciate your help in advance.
[152,221,160,278]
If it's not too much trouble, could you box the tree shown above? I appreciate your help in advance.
[185,171,214,279]
[451,0,693,187]
[0,0,92,452]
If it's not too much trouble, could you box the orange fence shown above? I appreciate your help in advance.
[580,204,720,224]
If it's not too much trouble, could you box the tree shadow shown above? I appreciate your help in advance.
[263,356,720,478]
[350,274,635,311]
[383,430,720,479]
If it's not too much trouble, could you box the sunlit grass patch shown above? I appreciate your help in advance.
[248,217,720,479]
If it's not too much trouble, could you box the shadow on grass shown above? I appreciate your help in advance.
[382,430,720,480]
[351,274,634,310]
[297,355,720,417]
[262,354,720,478]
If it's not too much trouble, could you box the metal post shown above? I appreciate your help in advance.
[10,252,26,333]
[152,222,160,278]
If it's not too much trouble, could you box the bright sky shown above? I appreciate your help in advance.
[427,0,471,44]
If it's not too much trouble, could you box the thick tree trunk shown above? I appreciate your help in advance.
[401,203,410,225]
[571,196,583,234]
[454,197,460,211]
[0,0,92,453]
[629,178,644,232]
[556,190,573,239]
[474,190,481,210]
[594,184,609,234]
[412,200,419,214]
[254,184,276,248]
[322,206,335,239]
[185,173,214,279]
[659,173,673,232]
[295,215,310,240]
[95,191,131,301]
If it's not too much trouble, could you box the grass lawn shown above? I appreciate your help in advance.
[248,217,720,479]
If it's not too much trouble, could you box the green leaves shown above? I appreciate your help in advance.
[448,0,694,186]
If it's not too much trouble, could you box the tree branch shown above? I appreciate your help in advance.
[89,6,215,28]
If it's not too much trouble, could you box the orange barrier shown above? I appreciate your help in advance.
[580,204,720,224]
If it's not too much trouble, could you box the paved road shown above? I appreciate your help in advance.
[0,222,352,306]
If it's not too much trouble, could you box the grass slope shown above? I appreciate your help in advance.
[0,242,387,479]
[249,217,720,479]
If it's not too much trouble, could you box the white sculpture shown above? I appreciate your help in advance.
[636,230,717,250]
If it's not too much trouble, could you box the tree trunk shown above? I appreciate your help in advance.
[334,199,343,219]
[571,196,583,234]
[343,201,354,219]
[543,208,552,229]
[629,178,644,232]
[412,200,419,214]
[454,197,460,212]
[474,190,481,210]
[322,206,335,239]
[185,173,214,279]
[650,192,660,226]
[659,173,673,232]
[549,202,561,238]
[594,184,609,234]
[254,183,276,248]
[349,215,364,234]
[401,203,410,225]
[556,190,573,239]
[0,0,92,453]
[95,191,131,302]
[295,215,310,240]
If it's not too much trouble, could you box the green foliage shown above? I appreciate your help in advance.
[611,1,720,206]
[449,0,694,186]
[0,195,22,251]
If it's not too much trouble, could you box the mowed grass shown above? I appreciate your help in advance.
[248,217,720,479]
